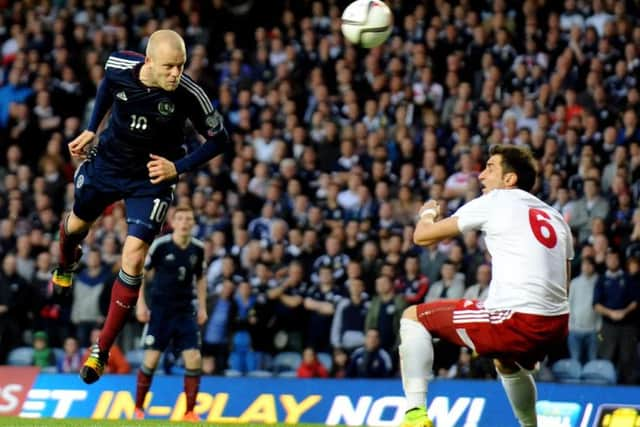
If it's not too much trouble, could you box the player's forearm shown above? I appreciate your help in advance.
[137,280,147,306]
[87,79,113,132]
[413,216,461,246]
[197,278,206,311]
[593,303,613,318]
[174,128,228,174]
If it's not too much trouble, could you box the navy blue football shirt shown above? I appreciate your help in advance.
[88,51,225,179]
[144,234,205,312]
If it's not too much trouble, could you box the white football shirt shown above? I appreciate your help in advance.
[453,189,572,315]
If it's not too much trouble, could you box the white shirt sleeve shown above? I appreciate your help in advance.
[453,192,495,233]
[564,222,575,260]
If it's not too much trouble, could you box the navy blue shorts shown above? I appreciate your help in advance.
[73,156,174,244]
[143,309,201,353]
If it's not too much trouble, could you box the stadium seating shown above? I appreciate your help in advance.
[551,359,582,383]
[272,352,302,374]
[277,370,298,378]
[52,348,65,366]
[317,352,333,372]
[246,370,273,378]
[7,347,34,366]
[223,369,243,377]
[581,359,617,385]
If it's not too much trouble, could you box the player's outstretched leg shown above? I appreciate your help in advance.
[81,269,142,384]
[399,306,434,427]
[50,214,89,290]
[182,368,202,422]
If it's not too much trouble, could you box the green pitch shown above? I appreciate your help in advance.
[0,418,332,427]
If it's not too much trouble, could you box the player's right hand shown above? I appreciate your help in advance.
[418,199,440,221]
[68,130,96,159]
[136,302,150,323]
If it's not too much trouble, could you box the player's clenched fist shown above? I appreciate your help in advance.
[68,130,96,159]
[418,199,440,221]
[147,153,178,184]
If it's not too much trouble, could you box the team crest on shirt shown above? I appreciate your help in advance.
[205,112,220,128]
[190,254,198,266]
[76,174,84,189]
[158,100,175,116]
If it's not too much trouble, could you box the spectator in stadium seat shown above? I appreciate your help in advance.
[329,347,349,379]
[0,68,33,129]
[365,276,405,354]
[297,347,329,378]
[395,254,430,305]
[331,278,369,352]
[58,336,82,373]
[203,279,237,375]
[32,330,56,368]
[569,178,610,244]
[593,249,639,384]
[347,329,393,378]
[1,253,36,354]
[270,261,308,353]
[463,264,491,302]
[568,257,600,365]
[71,247,112,347]
[425,261,466,302]
[311,236,350,285]
[418,242,447,284]
[306,265,342,347]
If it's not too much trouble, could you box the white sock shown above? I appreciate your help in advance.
[499,369,538,427]
[399,318,433,410]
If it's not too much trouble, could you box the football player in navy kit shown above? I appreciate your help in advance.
[134,205,206,422]
[49,30,228,384]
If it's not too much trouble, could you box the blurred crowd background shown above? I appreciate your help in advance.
[0,0,639,384]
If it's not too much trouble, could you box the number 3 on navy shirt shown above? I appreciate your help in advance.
[528,208,558,249]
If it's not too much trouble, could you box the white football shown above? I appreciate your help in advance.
[341,0,393,48]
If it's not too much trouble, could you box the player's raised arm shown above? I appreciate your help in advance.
[413,200,461,247]
[175,75,229,175]
[68,77,113,158]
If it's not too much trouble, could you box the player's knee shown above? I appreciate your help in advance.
[183,350,202,368]
[402,305,418,321]
[122,239,149,273]
[67,212,93,233]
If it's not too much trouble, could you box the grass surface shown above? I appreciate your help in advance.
[0,418,330,427]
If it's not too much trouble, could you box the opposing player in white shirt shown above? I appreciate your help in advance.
[400,145,572,427]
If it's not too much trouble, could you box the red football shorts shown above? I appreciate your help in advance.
[416,299,569,370]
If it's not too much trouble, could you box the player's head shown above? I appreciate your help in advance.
[171,205,195,237]
[479,145,536,193]
[145,30,186,91]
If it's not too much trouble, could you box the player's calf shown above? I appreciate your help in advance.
[51,216,89,290]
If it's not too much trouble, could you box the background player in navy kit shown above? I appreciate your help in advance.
[50,29,228,384]
[134,205,206,422]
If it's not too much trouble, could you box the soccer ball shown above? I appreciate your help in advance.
[341,0,392,49]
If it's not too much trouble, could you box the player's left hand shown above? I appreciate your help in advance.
[147,154,178,184]
[197,308,208,326]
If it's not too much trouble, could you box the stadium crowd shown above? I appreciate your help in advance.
[0,0,639,384]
